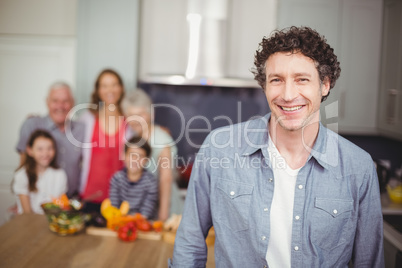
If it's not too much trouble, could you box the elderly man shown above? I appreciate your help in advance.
[170,27,384,267]
[16,82,84,197]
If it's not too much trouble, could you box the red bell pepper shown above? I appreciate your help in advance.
[118,221,137,242]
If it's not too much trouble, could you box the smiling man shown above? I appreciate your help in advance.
[170,27,384,267]
[16,82,84,197]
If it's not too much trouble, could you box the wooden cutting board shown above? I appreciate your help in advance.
[86,226,162,240]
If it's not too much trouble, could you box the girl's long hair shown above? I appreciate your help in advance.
[21,130,59,192]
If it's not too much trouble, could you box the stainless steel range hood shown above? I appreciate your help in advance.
[139,0,260,88]
[139,74,259,88]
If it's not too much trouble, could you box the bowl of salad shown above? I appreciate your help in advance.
[41,195,87,236]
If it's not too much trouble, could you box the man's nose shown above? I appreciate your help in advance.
[283,82,298,101]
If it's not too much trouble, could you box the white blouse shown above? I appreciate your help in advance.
[13,167,68,214]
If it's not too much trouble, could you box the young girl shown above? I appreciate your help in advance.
[12,130,67,214]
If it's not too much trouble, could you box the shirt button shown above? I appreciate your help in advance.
[295,215,300,220]
[333,209,338,214]
[298,185,303,189]
[230,191,235,196]
[268,178,273,182]
[264,208,269,212]
[261,236,266,241]
[264,266,267,268]
[294,246,299,251]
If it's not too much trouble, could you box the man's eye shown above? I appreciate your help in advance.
[270,78,280,83]
[298,78,309,82]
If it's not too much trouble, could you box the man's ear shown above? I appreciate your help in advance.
[321,77,330,96]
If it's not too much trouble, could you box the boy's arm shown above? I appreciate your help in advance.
[109,173,121,207]
[139,173,159,219]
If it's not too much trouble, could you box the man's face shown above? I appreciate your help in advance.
[47,87,74,127]
[264,52,329,132]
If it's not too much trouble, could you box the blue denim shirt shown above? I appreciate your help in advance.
[170,113,384,268]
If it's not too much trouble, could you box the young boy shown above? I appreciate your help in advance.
[109,136,158,219]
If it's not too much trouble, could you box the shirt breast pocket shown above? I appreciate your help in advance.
[215,179,254,232]
[310,198,354,251]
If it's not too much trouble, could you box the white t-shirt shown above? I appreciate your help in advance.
[266,136,300,268]
[13,167,68,214]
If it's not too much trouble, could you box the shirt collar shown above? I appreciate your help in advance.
[308,123,339,170]
[45,114,73,132]
[240,113,336,171]
[45,115,58,130]
[240,113,270,157]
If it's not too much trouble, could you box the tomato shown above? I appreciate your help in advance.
[152,221,163,232]
[118,223,137,242]
[107,215,137,231]
[136,219,152,232]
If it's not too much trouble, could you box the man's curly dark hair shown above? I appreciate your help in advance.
[252,26,341,102]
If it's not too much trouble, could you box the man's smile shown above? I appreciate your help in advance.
[279,105,305,112]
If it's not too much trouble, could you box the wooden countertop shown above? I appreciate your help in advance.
[0,214,215,268]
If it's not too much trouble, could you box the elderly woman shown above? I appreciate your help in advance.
[122,89,184,221]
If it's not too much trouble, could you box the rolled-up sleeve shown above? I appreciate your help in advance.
[352,163,384,267]
[170,135,213,268]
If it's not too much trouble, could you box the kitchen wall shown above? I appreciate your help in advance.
[0,0,77,226]
[75,0,140,104]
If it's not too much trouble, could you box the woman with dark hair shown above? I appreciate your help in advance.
[79,69,128,212]
[12,130,67,214]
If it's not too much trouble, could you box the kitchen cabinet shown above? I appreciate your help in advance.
[378,0,402,141]
[381,191,402,268]
[278,0,383,135]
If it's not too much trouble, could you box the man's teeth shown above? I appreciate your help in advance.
[281,105,303,111]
